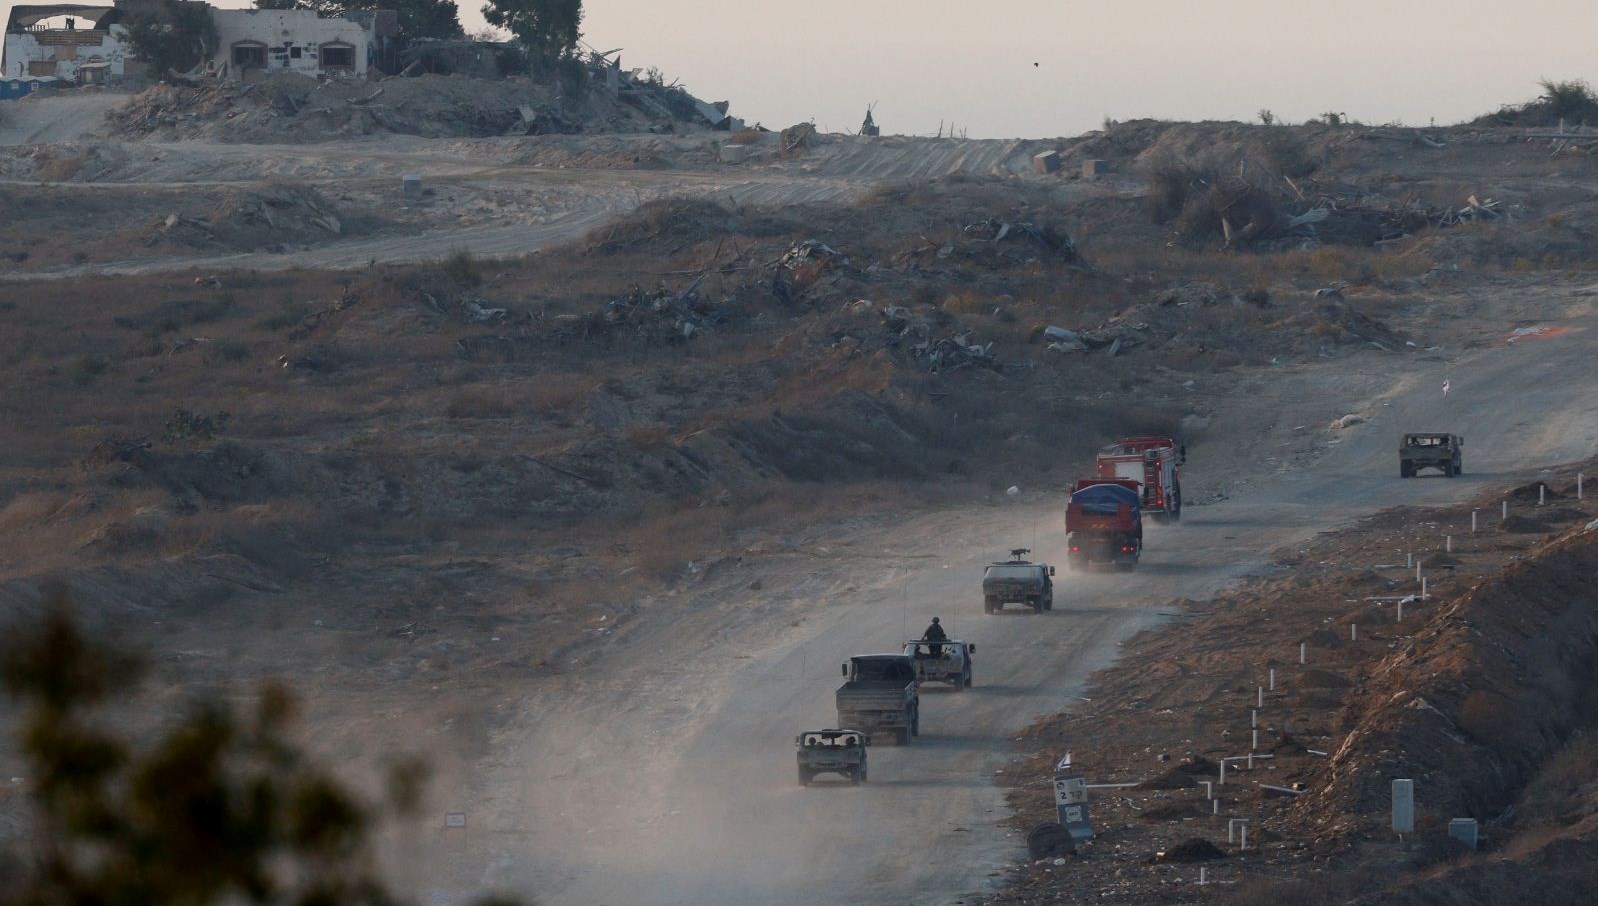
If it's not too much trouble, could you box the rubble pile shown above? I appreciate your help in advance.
[878,305,999,372]
[105,70,703,143]
[558,276,727,344]
[153,186,367,251]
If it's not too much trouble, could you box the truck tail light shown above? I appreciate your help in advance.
[1069,545,1080,552]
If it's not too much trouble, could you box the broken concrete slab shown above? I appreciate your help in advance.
[1032,150,1061,174]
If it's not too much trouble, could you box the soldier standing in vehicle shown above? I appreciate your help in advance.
[923,617,948,656]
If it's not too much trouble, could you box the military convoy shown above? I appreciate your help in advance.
[836,654,921,745]
[1400,432,1463,478]
[799,434,1200,787]
[796,729,868,785]
[1065,479,1143,571]
[982,549,1055,613]
[903,639,975,689]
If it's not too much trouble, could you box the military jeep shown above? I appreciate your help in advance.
[983,548,1056,614]
[796,729,868,786]
[1400,433,1463,478]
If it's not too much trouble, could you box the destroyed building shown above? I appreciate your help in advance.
[3,3,135,83]
[3,0,377,86]
[212,8,368,80]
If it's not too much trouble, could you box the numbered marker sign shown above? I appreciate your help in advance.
[1053,772,1094,841]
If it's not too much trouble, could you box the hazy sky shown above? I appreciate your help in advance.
[7,0,1595,137]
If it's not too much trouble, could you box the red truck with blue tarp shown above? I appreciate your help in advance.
[1065,478,1143,570]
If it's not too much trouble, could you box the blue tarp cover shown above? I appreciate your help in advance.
[1071,483,1139,515]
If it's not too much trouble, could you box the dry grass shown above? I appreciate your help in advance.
[446,386,516,420]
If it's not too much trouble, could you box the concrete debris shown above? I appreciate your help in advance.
[1081,158,1110,179]
[1032,150,1061,174]
[568,277,723,343]
[875,305,997,372]
[780,239,842,268]
[1331,413,1366,430]
[463,301,508,324]
[781,122,817,153]
[961,219,1078,261]
[913,334,996,371]
[1043,324,1141,355]
[859,108,880,137]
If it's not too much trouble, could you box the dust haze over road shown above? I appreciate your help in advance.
[468,306,1598,905]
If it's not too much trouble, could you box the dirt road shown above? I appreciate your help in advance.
[461,299,1598,905]
[0,92,125,146]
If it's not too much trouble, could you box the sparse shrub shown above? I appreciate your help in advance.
[212,340,250,363]
[624,424,672,450]
[1519,735,1598,821]
[1307,248,1355,280]
[529,373,589,416]
[1243,287,1271,306]
[0,594,517,906]
[446,386,515,419]
[38,153,87,182]
[163,407,230,444]
[439,249,483,287]
[1459,690,1514,744]
[1538,78,1598,123]
[726,128,762,146]
[942,292,989,316]
[72,355,109,386]
[1320,111,1347,126]
[1257,109,1276,126]
[252,309,301,331]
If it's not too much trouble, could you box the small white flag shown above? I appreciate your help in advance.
[1442,379,1451,396]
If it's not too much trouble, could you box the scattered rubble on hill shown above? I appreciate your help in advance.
[105,70,716,143]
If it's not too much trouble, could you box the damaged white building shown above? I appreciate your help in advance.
[3,0,375,86]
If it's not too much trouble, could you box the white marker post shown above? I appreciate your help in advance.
[1201,780,1213,799]
[1415,561,1422,582]
[1393,779,1416,835]
[1219,759,1227,785]
[1252,729,1259,751]
[1397,600,1404,622]
[1406,552,1413,568]
[1540,484,1546,507]
[1472,510,1478,533]
[1422,577,1428,599]
[1580,473,1585,500]
[1446,535,1452,553]
[1299,642,1306,664]
[1257,686,1264,707]
[1503,500,1509,521]
[1351,623,1358,641]
[1251,709,1258,729]
[1269,669,1276,692]
[1213,798,1220,815]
